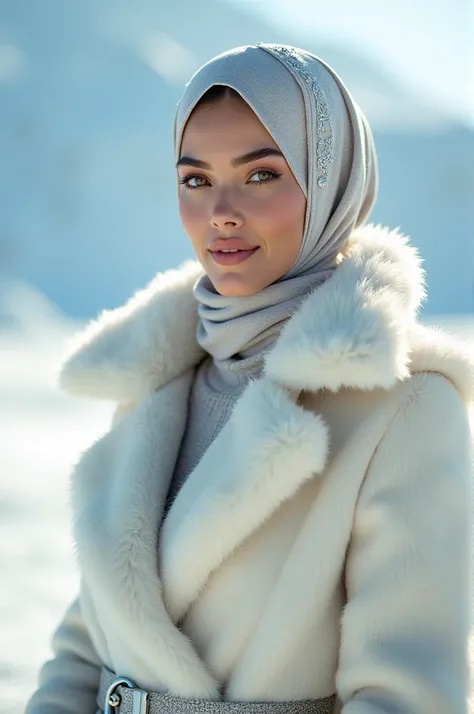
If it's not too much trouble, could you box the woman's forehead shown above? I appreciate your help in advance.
[180,98,279,155]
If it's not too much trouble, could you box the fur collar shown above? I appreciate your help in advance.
[58,224,473,404]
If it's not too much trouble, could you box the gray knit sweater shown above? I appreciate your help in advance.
[164,343,273,515]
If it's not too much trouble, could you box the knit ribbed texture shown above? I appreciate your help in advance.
[164,340,272,514]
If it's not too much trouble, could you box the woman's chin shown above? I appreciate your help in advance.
[207,270,265,297]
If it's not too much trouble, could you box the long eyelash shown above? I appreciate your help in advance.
[178,174,208,190]
[250,169,282,185]
[178,168,283,190]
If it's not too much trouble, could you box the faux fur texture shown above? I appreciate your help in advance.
[59,260,205,402]
[26,224,474,714]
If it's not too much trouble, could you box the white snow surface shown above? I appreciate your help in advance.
[1,306,473,714]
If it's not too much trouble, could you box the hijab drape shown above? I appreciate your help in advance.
[174,43,379,371]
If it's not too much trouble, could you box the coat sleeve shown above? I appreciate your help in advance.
[336,372,472,714]
[24,592,102,714]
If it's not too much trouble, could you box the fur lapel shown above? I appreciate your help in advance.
[59,260,206,403]
[71,372,223,697]
[158,377,329,625]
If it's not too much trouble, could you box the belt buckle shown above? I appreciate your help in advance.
[104,675,149,714]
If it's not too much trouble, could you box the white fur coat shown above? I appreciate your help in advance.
[26,225,474,714]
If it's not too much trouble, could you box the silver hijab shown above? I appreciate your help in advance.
[174,44,379,373]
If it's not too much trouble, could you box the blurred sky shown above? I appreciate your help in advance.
[0,0,472,316]
[231,0,474,127]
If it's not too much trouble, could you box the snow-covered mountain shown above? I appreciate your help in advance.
[1,0,473,317]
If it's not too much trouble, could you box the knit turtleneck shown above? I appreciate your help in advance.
[164,331,280,514]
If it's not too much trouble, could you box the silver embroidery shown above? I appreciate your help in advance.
[257,44,334,189]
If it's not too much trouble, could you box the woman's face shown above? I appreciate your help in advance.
[177,96,306,296]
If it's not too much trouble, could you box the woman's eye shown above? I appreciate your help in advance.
[179,175,209,189]
[179,170,281,189]
[248,170,280,184]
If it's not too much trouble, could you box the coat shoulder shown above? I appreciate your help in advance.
[297,324,473,466]
[408,322,474,407]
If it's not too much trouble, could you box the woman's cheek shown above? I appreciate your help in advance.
[179,195,206,238]
[263,191,300,235]
[275,186,306,235]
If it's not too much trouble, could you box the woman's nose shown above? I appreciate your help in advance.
[210,198,244,231]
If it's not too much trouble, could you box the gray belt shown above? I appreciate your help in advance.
[96,666,336,714]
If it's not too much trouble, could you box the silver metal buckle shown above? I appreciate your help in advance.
[104,675,149,714]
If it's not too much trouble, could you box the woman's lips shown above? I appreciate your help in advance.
[210,247,259,266]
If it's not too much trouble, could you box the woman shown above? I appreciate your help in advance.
[26,43,473,714]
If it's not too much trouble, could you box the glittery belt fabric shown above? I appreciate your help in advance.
[96,666,336,714]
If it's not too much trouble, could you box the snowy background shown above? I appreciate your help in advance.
[1,0,473,712]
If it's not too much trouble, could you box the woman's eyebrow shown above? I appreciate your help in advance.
[231,148,284,167]
[176,147,284,170]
